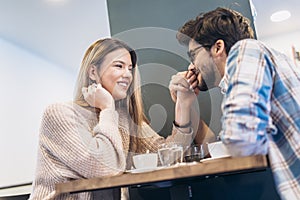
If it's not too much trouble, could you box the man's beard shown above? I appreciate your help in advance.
[198,78,208,91]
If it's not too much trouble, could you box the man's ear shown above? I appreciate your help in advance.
[212,39,225,56]
[88,65,98,81]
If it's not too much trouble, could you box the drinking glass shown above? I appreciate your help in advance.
[158,143,183,166]
[183,144,207,162]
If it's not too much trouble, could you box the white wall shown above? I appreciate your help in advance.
[0,1,111,192]
[258,30,300,60]
[0,38,76,188]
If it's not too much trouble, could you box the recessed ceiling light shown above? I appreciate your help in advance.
[270,10,291,22]
[45,0,68,5]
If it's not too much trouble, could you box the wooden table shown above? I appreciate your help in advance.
[54,155,268,197]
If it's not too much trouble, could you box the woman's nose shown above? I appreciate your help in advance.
[122,67,132,77]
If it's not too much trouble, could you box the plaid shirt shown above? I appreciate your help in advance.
[220,39,300,200]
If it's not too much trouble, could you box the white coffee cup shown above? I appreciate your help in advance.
[207,141,231,158]
[133,153,158,169]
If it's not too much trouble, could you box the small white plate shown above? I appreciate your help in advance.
[200,155,231,162]
[126,166,165,174]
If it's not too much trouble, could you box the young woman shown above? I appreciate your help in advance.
[29,38,195,200]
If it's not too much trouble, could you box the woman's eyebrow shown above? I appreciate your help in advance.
[112,60,132,66]
[112,60,125,64]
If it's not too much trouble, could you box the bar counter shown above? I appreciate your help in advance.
[54,155,269,198]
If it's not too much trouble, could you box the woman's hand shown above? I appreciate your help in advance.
[82,83,115,110]
[169,71,199,106]
[169,71,188,102]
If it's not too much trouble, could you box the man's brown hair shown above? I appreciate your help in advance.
[177,7,254,54]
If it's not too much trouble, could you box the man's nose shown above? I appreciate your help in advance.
[188,63,195,71]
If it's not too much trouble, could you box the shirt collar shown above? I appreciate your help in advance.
[218,74,228,94]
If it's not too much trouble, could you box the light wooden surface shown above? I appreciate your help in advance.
[55,155,267,196]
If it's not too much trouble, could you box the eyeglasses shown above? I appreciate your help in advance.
[187,45,204,65]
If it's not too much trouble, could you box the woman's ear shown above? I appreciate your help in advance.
[88,65,98,81]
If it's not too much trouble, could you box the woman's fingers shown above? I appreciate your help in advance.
[171,84,190,92]
[82,84,97,102]
[170,74,190,90]
[82,87,88,94]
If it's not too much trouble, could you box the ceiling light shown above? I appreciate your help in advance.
[45,0,68,5]
[270,10,291,22]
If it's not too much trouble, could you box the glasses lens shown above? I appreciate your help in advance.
[187,51,194,64]
[188,46,203,65]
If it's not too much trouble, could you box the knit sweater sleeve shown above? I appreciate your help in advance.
[39,102,126,178]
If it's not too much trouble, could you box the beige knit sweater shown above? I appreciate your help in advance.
[29,102,192,200]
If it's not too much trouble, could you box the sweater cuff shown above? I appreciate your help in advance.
[99,108,118,125]
[93,108,119,136]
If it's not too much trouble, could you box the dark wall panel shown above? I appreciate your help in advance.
[107,0,255,137]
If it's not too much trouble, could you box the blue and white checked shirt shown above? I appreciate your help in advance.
[219,39,300,200]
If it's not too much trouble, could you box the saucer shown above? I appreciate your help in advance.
[126,166,165,174]
[127,168,156,173]
[200,155,231,163]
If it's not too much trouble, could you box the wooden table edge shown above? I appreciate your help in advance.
[54,155,268,196]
